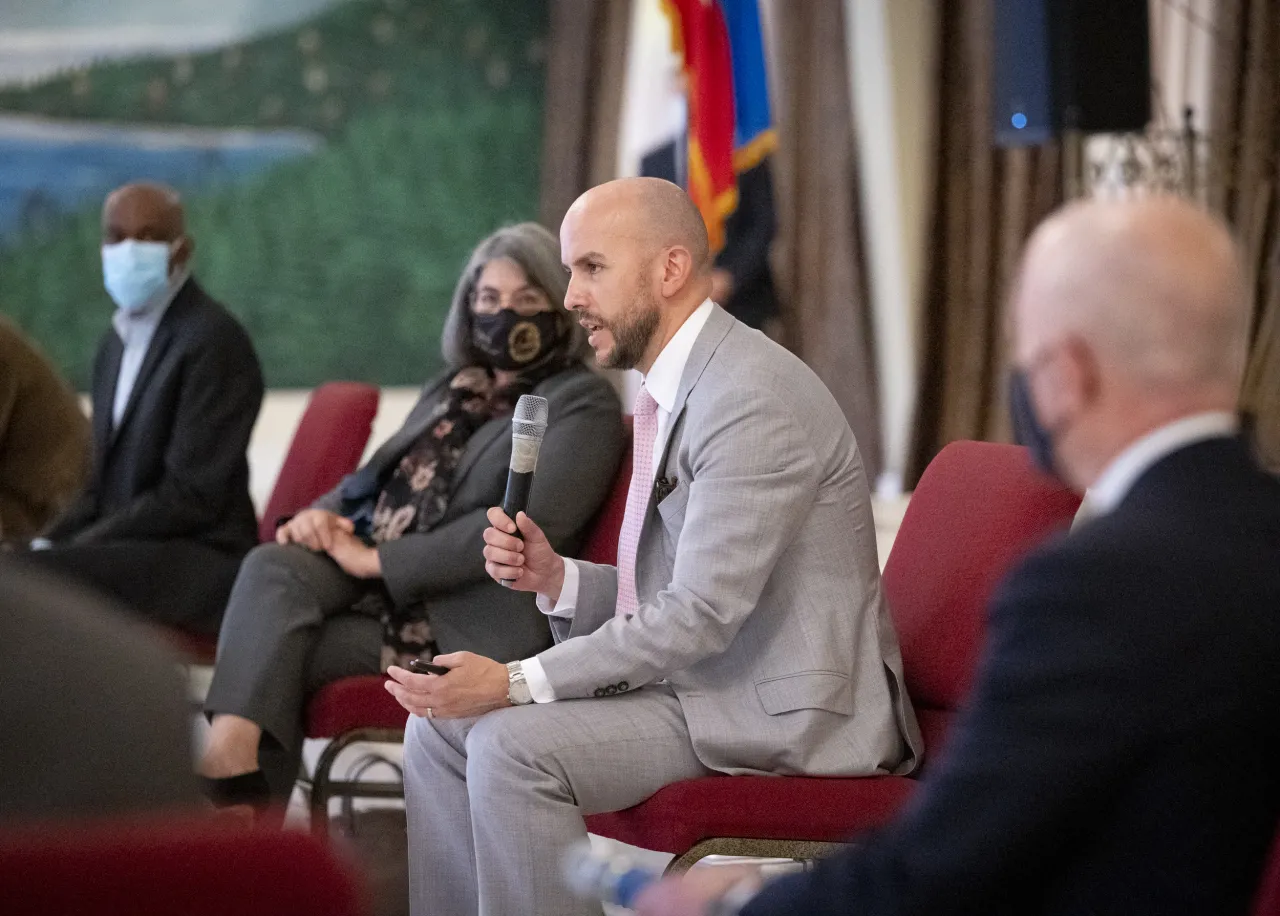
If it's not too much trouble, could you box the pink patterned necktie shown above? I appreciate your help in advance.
[616,385,659,617]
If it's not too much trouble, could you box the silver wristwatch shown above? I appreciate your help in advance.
[506,660,533,706]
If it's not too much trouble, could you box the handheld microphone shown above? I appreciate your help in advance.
[499,394,548,584]
[562,842,756,915]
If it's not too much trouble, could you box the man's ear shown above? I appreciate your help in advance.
[1036,336,1099,432]
[659,245,695,299]
[171,235,194,274]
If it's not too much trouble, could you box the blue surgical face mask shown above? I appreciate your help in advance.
[1008,368,1061,479]
[101,239,174,313]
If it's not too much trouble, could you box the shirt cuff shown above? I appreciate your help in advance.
[534,557,579,619]
[522,656,556,704]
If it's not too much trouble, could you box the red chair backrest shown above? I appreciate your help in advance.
[259,382,380,543]
[1253,829,1280,915]
[882,441,1080,753]
[0,815,366,916]
[578,417,634,565]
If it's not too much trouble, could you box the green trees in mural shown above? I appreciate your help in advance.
[0,0,548,388]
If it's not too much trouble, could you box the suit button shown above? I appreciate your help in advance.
[593,688,605,698]
[618,682,629,692]
[605,686,618,696]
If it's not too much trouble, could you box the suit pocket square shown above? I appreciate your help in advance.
[653,476,678,502]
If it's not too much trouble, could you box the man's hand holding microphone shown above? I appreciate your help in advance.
[481,507,564,599]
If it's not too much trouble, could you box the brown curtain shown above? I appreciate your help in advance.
[765,0,883,480]
[904,0,1063,488]
[1206,0,1280,469]
[538,0,633,230]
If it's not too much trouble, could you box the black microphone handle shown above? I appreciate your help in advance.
[501,469,534,540]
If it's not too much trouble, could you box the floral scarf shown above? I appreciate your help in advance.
[363,364,555,668]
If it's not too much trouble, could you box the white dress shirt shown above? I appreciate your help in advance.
[1073,411,1239,526]
[110,267,190,428]
[521,299,716,703]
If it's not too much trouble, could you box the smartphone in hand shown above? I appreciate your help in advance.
[408,658,450,676]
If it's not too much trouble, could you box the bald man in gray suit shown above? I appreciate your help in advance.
[385,178,921,916]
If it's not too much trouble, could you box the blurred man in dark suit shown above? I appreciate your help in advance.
[638,198,1280,916]
[0,316,89,543]
[0,556,196,821]
[28,182,263,636]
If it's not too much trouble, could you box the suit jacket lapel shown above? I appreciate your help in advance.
[94,334,123,462]
[636,306,735,584]
[652,304,734,481]
[109,281,198,446]
[450,417,507,494]
[110,321,174,447]
[360,373,510,499]
[366,377,449,475]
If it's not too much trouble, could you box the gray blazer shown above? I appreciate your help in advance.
[538,306,922,777]
[315,366,623,663]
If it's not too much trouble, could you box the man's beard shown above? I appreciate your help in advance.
[597,282,661,370]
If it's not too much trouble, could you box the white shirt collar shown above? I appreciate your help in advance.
[1085,410,1239,516]
[640,299,715,413]
[111,266,191,341]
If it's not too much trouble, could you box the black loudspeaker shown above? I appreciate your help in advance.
[993,0,1151,147]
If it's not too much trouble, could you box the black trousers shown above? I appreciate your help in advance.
[24,538,247,636]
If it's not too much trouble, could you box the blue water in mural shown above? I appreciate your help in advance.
[0,117,321,245]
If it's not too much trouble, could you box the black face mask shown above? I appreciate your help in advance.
[471,311,562,371]
[1008,368,1060,479]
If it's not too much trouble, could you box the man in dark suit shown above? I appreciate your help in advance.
[28,182,263,636]
[638,198,1280,916]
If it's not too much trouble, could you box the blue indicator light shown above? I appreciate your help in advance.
[1011,112,1028,130]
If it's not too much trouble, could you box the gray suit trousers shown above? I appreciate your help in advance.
[204,543,384,796]
[404,686,713,916]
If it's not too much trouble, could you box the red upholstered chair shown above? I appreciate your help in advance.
[0,815,366,916]
[256,382,381,545]
[303,421,634,833]
[1253,830,1280,915]
[583,440,1081,871]
[167,382,380,665]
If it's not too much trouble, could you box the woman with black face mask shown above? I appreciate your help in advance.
[198,223,624,813]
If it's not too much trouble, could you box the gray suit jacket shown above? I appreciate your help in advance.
[315,365,623,663]
[538,306,921,777]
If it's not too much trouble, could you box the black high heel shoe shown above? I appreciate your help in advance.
[200,770,272,813]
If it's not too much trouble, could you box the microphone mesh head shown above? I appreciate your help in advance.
[512,394,549,440]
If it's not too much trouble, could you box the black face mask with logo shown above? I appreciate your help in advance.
[471,311,563,371]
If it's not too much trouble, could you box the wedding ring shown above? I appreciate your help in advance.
[426,707,435,719]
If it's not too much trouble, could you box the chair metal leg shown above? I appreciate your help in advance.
[307,727,406,836]
[664,838,849,874]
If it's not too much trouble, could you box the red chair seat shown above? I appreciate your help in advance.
[306,675,408,737]
[586,774,918,853]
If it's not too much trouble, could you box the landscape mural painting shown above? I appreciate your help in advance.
[0,0,548,387]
